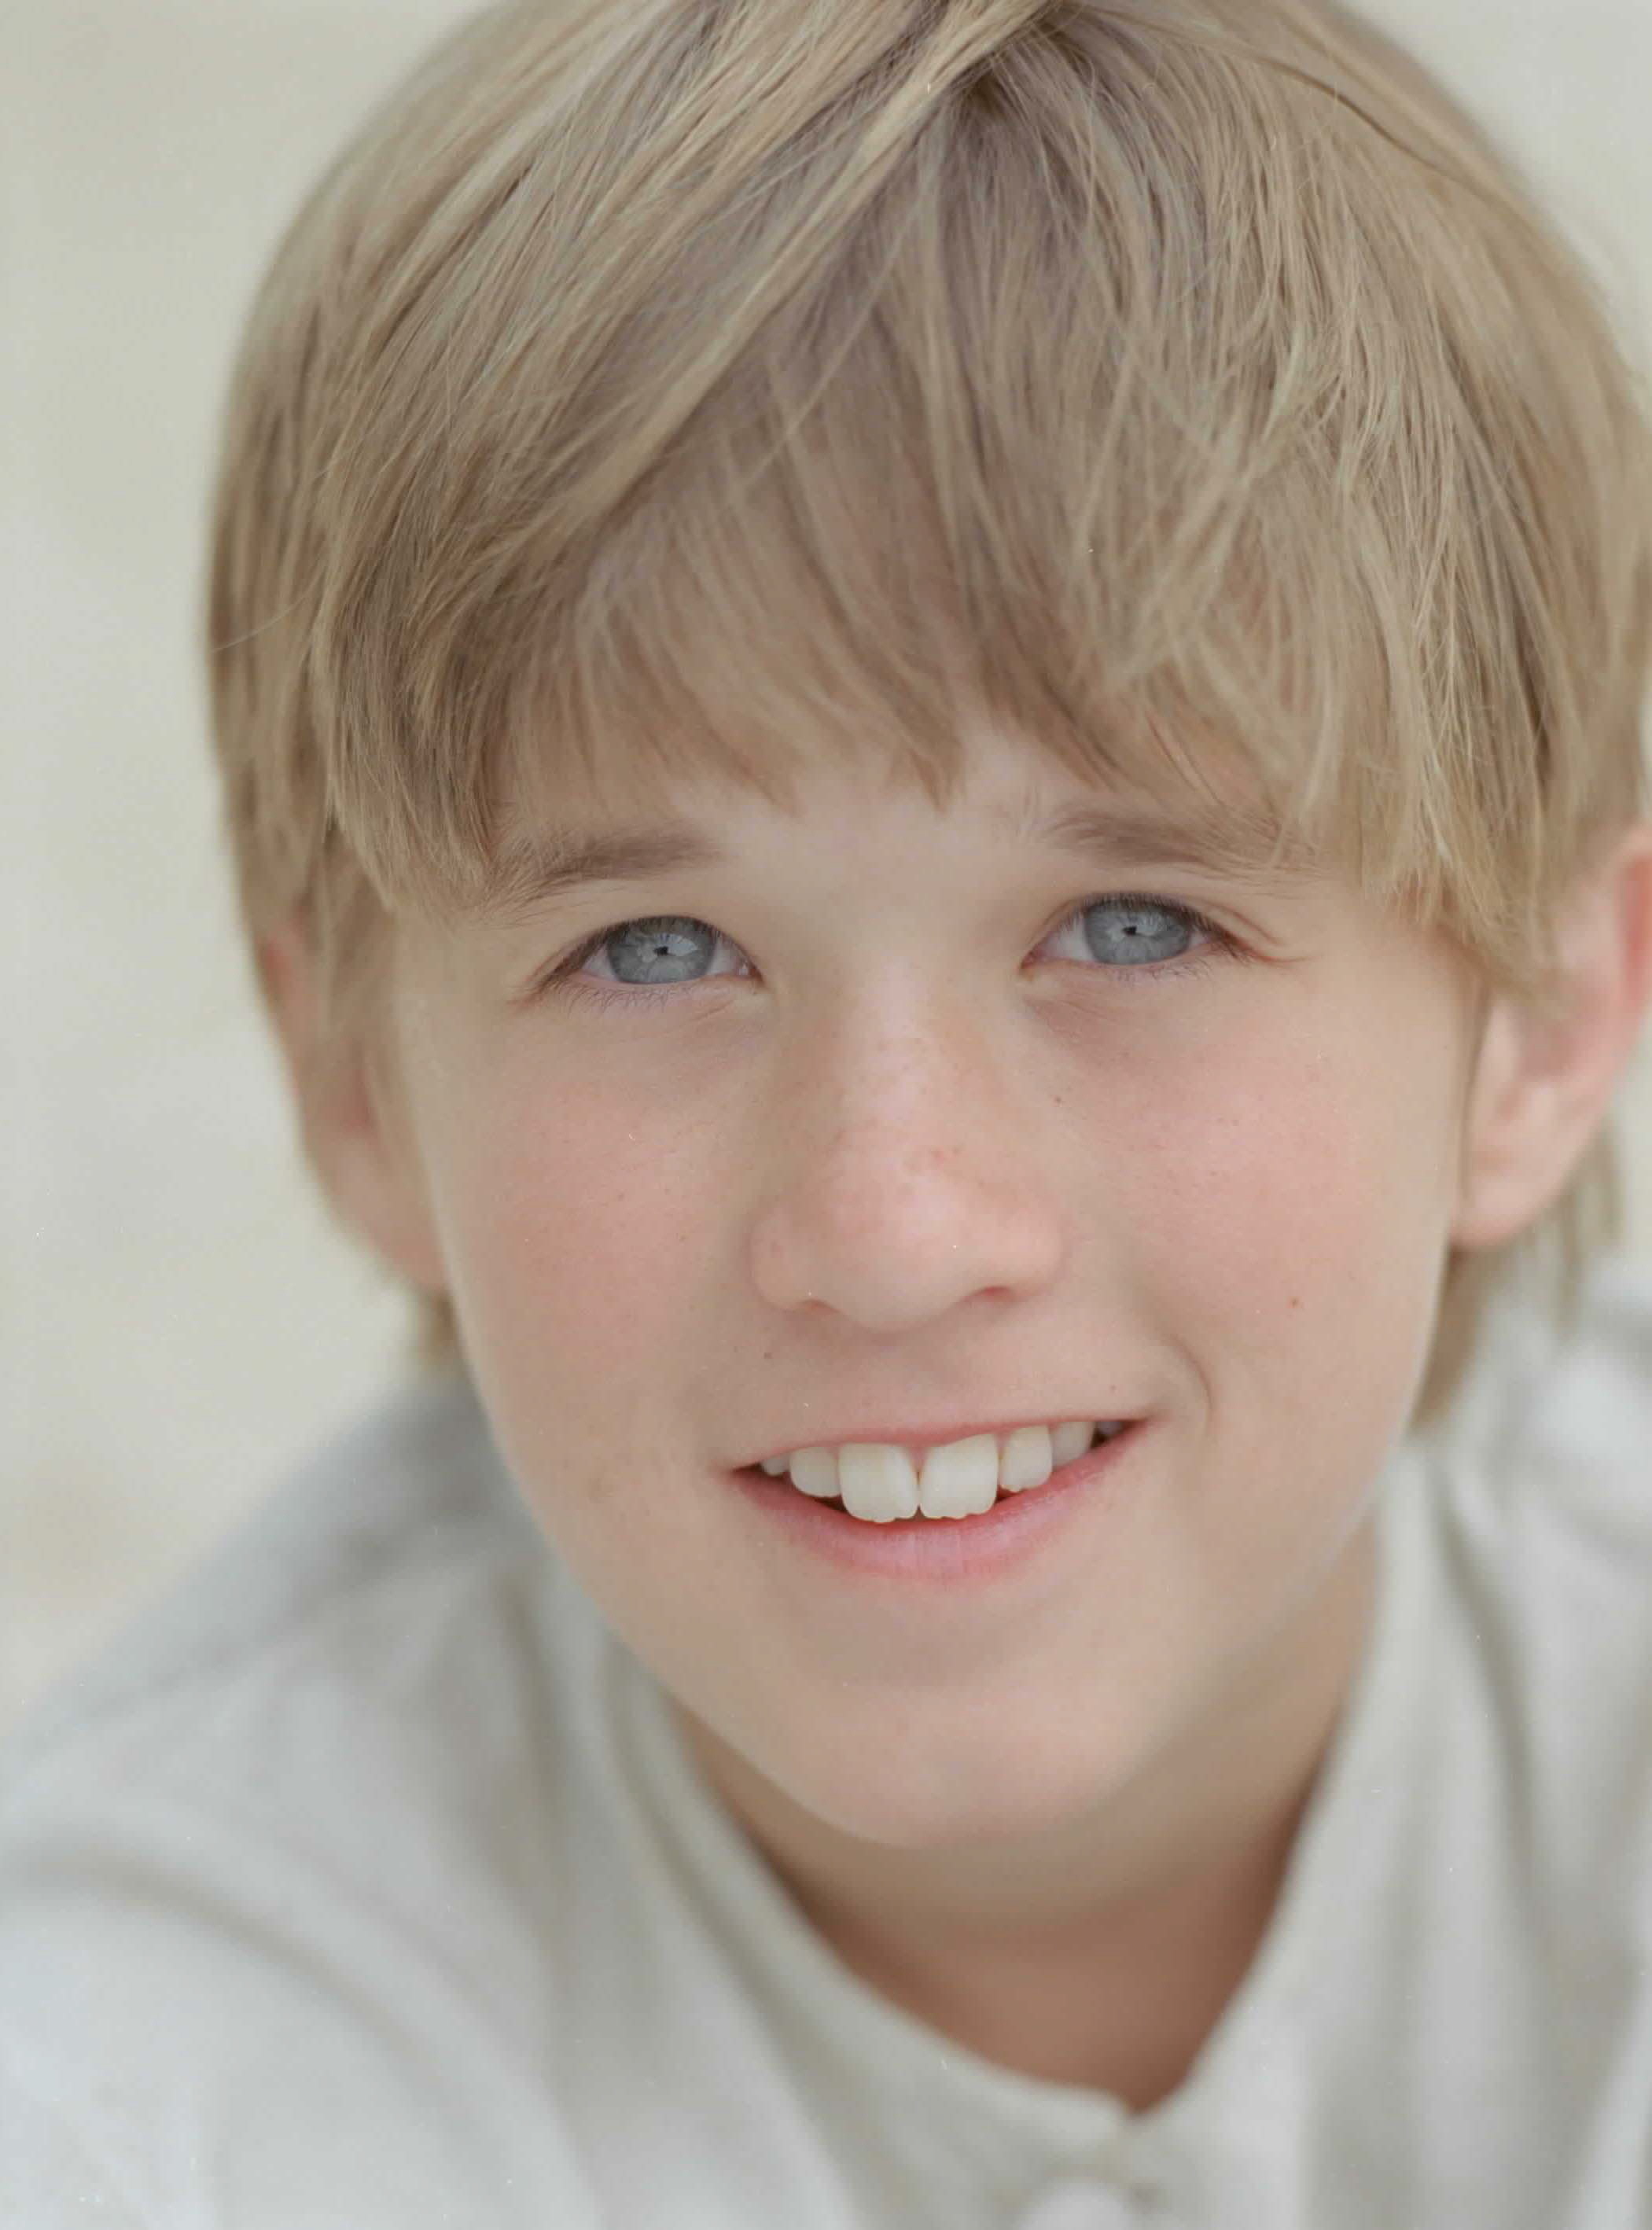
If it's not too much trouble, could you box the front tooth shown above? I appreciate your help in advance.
[785,1447,841,1499]
[776,1422,1105,1520]
[998,1422,1057,1492]
[918,1433,1003,1518]
[837,1445,921,1523]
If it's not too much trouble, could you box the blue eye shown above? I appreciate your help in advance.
[537,895,1240,1015]
[576,916,718,986]
[1064,897,1208,969]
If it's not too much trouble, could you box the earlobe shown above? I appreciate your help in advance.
[256,916,451,1297]
[1451,827,1652,1254]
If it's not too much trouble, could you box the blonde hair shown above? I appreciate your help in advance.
[205,0,1652,1435]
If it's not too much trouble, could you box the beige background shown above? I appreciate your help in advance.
[7,0,1652,1737]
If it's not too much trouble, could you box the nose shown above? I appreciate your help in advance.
[746,998,1065,1334]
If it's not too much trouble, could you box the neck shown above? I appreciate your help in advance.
[797,1758,1319,2108]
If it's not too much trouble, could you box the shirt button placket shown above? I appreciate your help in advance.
[1016,2174,1160,2230]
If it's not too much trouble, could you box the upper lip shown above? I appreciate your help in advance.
[737,1411,1133,1470]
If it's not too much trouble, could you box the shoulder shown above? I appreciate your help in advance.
[0,1369,602,2228]
[1418,1252,1652,1871]
[3,1365,531,1778]
[1,2037,153,2228]
[0,1364,582,1905]
[1444,1250,1652,1549]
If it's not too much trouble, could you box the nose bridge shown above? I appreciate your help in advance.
[747,984,1065,1328]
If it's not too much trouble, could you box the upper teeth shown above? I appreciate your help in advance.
[759,1421,1122,1522]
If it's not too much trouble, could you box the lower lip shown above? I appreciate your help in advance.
[728,1423,1145,1587]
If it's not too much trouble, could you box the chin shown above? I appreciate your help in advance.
[763,1715,1141,1855]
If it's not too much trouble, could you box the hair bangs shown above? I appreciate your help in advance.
[328,11,1472,947]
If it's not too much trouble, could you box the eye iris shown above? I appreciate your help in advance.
[609,918,712,983]
[1086,901,1189,965]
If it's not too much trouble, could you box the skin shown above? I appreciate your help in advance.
[264,725,1652,2110]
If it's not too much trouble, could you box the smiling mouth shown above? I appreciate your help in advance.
[736,1421,1134,1524]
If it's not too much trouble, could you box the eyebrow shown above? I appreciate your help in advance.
[473,798,1312,925]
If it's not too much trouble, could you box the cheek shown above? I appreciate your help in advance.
[1117,1008,1462,1401]
[423,1065,711,1409]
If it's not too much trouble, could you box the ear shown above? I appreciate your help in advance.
[258,915,449,1296]
[1451,824,1652,1253]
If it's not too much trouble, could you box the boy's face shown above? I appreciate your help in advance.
[357,722,1488,1870]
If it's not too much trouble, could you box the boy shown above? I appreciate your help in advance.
[5,0,1652,2222]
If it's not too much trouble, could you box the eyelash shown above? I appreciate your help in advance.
[534,895,1244,1017]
